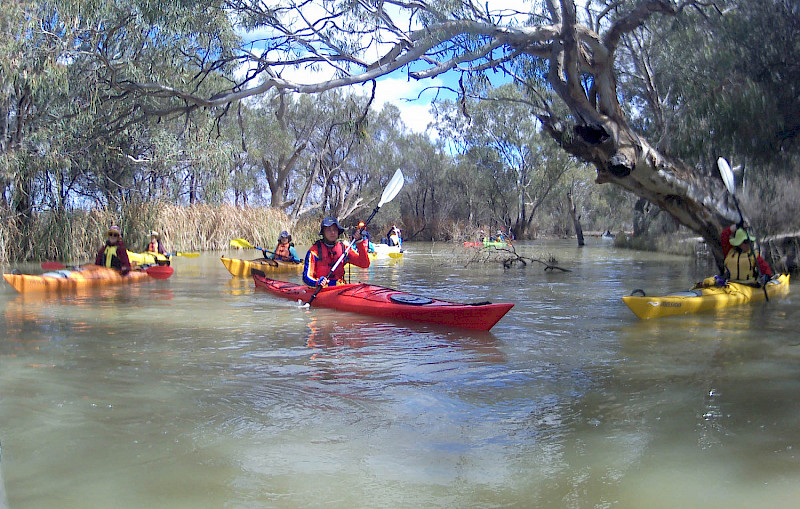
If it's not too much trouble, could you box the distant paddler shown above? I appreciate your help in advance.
[146,231,168,255]
[265,230,301,263]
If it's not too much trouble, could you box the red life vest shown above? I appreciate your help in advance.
[274,242,292,261]
[314,240,347,281]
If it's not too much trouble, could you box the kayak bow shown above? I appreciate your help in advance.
[253,273,513,331]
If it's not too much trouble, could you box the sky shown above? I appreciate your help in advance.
[236,0,531,135]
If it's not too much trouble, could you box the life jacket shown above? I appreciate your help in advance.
[724,248,758,282]
[103,245,122,269]
[314,240,347,281]
[274,242,292,261]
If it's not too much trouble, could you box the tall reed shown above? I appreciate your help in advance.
[0,203,318,265]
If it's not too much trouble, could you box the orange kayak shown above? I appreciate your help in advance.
[3,264,152,293]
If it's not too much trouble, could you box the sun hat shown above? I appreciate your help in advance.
[150,231,160,237]
[107,226,122,236]
[320,216,344,235]
[730,228,754,246]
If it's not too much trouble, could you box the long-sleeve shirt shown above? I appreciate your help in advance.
[303,239,370,287]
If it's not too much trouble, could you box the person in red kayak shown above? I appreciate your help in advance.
[303,216,370,287]
[95,226,132,275]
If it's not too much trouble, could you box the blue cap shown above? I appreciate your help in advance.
[320,216,344,235]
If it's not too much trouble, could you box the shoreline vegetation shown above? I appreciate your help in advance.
[0,204,321,265]
[1,204,796,274]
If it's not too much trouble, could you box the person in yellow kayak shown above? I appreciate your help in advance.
[95,226,132,275]
[723,227,772,284]
[266,230,301,263]
[145,231,167,255]
[303,216,370,287]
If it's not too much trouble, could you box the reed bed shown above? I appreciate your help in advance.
[0,203,318,265]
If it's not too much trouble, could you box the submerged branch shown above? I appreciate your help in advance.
[461,244,571,272]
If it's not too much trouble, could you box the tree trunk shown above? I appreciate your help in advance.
[567,192,584,247]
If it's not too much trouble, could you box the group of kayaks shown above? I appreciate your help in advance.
[2,243,793,329]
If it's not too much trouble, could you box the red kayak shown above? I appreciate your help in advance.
[253,273,513,331]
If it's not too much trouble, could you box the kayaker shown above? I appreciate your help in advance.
[362,230,376,253]
[721,222,754,258]
[387,225,402,247]
[723,228,772,284]
[95,226,132,275]
[146,231,167,255]
[267,230,301,263]
[303,216,370,287]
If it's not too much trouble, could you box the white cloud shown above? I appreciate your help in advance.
[373,75,452,134]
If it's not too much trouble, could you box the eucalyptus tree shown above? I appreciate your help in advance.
[83,0,752,262]
[433,84,573,239]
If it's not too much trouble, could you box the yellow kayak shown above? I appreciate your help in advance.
[622,274,790,319]
[369,245,403,260]
[220,256,303,277]
[127,251,170,266]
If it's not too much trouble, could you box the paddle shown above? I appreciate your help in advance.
[228,238,281,267]
[40,262,173,279]
[230,238,276,256]
[717,157,768,300]
[307,168,405,305]
[165,251,200,258]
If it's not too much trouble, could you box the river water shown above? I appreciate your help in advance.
[1,240,798,508]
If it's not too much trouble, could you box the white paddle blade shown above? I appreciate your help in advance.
[717,157,735,194]
[378,169,405,207]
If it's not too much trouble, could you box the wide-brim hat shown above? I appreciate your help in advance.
[279,230,292,242]
[730,228,754,246]
[320,216,344,235]
[150,231,160,238]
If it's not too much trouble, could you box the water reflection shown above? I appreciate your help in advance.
[1,242,799,508]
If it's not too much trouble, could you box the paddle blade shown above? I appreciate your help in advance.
[717,157,735,195]
[230,238,254,249]
[175,252,200,257]
[145,265,174,279]
[41,261,66,270]
[377,168,405,207]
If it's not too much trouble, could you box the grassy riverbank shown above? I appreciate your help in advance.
[0,204,319,265]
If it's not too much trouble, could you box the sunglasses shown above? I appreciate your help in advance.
[108,233,120,238]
